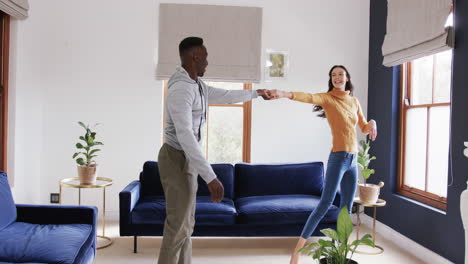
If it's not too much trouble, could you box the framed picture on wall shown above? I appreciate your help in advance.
[265,49,289,81]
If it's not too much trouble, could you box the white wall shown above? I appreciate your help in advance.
[9,0,370,213]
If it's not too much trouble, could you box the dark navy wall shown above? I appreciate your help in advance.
[367,1,468,263]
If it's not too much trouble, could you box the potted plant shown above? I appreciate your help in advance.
[300,206,374,264]
[357,139,384,204]
[72,121,103,185]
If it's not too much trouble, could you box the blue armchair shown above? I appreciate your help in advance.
[0,171,97,264]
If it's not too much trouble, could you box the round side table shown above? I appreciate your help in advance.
[353,198,386,255]
[59,177,113,249]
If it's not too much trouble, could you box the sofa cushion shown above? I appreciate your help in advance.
[131,196,237,226]
[195,196,236,225]
[140,162,235,199]
[0,222,93,264]
[235,194,339,225]
[132,195,166,224]
[0,172,16,231]
[140,161,164,196]
[235,162,324,198]
[196,164,235,199]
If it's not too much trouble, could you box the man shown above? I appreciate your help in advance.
[157,36,271,264]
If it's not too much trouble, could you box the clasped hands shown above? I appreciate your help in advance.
[256,89,289,100]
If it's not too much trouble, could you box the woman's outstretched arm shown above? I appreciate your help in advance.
[269,90,327,106]
[269,89,293,99]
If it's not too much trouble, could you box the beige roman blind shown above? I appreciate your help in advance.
[382,0,453,67]
[157,3,262,83]
[0,0,28,19]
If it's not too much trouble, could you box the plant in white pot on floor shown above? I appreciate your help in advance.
[72,121,103,185]
[300,206,374,264]
[357,139,384,204]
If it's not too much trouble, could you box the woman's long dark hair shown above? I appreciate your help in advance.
[313,65,354,118]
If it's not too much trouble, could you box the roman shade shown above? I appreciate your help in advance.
[0,0,28,19]
[382,0,453,67]
[156,4,262,83]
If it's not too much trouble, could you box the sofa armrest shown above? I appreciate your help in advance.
[119,180,141,235]
[16,204,97,226]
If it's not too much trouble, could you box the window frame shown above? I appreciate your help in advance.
[0,12,10,172]
[397,57,451,211]
[162,81,252,163]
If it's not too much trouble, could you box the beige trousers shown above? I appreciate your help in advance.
[157,144,198,264]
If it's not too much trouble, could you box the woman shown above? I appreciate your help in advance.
[269,65,377,264]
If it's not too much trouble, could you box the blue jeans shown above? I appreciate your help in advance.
[300,151,358,238]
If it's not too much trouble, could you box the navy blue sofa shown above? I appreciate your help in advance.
[120,161,340,253]
[0,171,97,264]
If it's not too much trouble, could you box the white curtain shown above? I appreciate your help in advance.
[0,0,28,19]
[156,3,262,83]
[382,0,453,67]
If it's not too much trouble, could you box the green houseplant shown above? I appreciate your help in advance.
[357,139,383,204]
[300,206,374,264]
[357,140,376,186]
[72,122,103,185]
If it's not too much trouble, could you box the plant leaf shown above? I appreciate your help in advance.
[318,239,335,248]
[337,206,353,243]
[321,228,339,241]
[359,234,375,247]
[76,143,84,149]
[89,149,101,155]
[76,158,84,165]
[78,121,87,130]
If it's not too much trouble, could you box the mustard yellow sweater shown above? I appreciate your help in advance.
[291,88,369,153]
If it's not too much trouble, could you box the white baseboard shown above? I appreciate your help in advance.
[360,214,453,264]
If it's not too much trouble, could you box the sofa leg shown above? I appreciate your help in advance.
[134,236,137,253]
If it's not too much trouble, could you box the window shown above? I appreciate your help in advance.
[0,11,9,172]
[398,49,452,210]
[163,81,252,164]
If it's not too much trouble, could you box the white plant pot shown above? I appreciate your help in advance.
[77,164,98,185]
[358,181,384,204]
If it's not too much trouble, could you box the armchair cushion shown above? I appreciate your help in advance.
[15,204,97,225]
[0,222,93,264]
[0,261,48,264]
[235,194,339,225]
[0,172,16,231]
